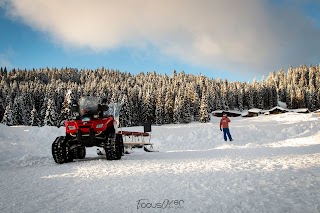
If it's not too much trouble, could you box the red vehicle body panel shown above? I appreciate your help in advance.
[65,117,115,135]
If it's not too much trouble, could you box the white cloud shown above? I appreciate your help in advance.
[2,0,320,76]
[0,48,14,68]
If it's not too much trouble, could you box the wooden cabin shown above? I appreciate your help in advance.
[212,110,224,117]
[247,108,262,117]
[266,106,288,115]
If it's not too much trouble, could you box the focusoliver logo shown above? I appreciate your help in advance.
[137,199,185,210]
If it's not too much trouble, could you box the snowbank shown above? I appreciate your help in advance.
[0,113,320,213]
[0,125,65,166]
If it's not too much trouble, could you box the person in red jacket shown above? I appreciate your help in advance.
[220,114,233,141]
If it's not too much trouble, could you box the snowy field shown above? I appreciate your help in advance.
[0,113,320,213]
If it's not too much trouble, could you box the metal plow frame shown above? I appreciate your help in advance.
[118,123,158,152]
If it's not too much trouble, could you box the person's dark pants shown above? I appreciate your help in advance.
[223,128,233,141]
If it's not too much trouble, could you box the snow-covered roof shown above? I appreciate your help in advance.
[227,110,242,115]
[269,106,288,112]
[211,110,242,115]
[241,111,248,116]
[248,108,262,113]
[212,110,224,114]
[291,108,310,113]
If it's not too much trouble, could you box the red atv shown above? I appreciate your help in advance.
[52,96,123,164]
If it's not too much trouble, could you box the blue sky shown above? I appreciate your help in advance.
[0,0,320,82]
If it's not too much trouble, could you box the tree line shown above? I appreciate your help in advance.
[0,64,319,127]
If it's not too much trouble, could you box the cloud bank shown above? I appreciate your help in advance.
[2,0,320,76]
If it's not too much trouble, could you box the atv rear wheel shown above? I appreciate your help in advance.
[114,134,123,160]
[52,136,73,164]
[104,133,122,160]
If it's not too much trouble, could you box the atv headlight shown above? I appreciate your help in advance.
[68,125,76,130]
[96,124,104,129]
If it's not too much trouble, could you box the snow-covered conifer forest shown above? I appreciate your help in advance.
[0,64,319,127]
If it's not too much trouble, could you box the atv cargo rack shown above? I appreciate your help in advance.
[118,123,157,152]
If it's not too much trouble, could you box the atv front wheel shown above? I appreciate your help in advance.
[104,133,122,160]
[52,136,73,164]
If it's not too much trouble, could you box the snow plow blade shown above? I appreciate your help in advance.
[143,146,158,152]
[122,142,158,152]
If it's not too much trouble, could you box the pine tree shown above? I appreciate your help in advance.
[296,86,306,108]
[271,85,278,108]
[285,85,292,109]
[39,97,48,126]
[21,92,32,125]
[1,102,13,126]
[130,86,141,126]
[155,88,164,125]
[245,85,254,109]
[191,89,200,121]
[227,83,236,110]
[315,64,320,90]
[216,93,223,110]
[182,94,192,123]
[277,69,287,102]
[309,65,317,89]
[60,90,74,121]
[290,86,297,109]
[30,105,40,126]
[207,86,215,112]
[44,99,57,126]
[173,89,183,123]
[278,82,286,103]
[11,96,23,125]
[256,81,264,109]
[142,91,154,123]
[164,89,174,124]
[236,84,244,111]
[0,97,4,122]
[119,94,132,127]
[308,86,319,111]
[199,92,210,123]
[221,80,229,110]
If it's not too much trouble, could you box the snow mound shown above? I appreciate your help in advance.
[0,125,64,166]
[0,113,319,167]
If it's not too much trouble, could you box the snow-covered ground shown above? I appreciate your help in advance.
[0,113,320,213]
